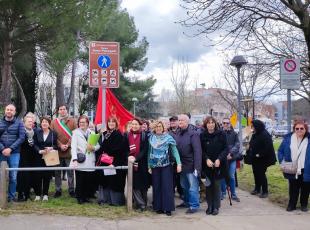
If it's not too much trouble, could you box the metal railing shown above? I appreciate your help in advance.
[0,161,133,211]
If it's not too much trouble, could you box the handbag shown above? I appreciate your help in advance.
[43,132,60,166]
[99,153,114,165]
[77,153,86,163]
[280,150,302,174]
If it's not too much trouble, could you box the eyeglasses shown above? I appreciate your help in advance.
[222,122,230,125]
[295,127,305,131]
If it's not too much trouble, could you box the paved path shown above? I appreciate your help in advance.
[0,189,309,230]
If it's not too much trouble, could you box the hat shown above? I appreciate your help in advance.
[169,116,178,122]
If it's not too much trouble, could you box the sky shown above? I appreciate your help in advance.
[120,0,224,94]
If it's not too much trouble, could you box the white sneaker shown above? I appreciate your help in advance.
[42,195,48,201]
[34,196,41,201]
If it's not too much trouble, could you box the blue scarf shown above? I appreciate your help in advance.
[149,133,176,168]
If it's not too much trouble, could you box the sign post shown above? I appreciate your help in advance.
[280,58,300,133]
[89,41,120,128]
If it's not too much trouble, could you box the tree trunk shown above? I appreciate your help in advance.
[56,71,65,109]
[12,73,27,118]
[66,59,76,110]
[0,36,13,107]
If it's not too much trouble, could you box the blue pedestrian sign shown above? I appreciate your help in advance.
[97,55,111,69]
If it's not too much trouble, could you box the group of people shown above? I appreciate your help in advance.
[0,103,309,215]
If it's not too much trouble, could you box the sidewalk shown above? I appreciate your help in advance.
[0,189,309,230]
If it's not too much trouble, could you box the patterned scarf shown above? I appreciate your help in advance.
[25,128,34,146]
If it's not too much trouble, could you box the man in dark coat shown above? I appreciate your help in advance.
[249,120,276,198]
[0,104,25,202]
[175,114,202,214]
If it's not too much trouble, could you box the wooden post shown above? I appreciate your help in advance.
[127,161,133,212]
[0,161,8,209]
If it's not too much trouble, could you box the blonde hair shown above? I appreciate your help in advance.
[152,120,165,134]
[24,112,36,123]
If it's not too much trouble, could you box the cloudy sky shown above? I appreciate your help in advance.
[121,0,224,94]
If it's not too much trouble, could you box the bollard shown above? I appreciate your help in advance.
[0,161,8,209]
[127,161,133,212]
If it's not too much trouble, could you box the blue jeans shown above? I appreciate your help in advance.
[180,172,200,209]
[221,160,237,197]
[0,153,20,200]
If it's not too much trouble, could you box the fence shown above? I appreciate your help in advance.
[0,161,133,211]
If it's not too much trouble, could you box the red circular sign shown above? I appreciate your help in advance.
[284,59,297,72]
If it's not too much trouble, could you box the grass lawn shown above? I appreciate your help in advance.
[0,182,150,219]
[238,138,289,207]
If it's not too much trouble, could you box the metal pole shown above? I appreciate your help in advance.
[133,102,136,117]
[127,161,133,212]
[287,89,292,133]
[102,86,106,130]
[0,161,8,209]
[252,99,255,120]
[6,166,128,171]
[237,67,243,152]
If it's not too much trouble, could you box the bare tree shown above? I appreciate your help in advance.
[171,58,193,113]
[180,0,310,101]
[214,55,280,115]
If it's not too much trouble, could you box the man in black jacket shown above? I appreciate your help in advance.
[220,118,241,202]
[175,114,202,214]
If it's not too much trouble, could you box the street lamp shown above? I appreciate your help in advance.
[132,97,138,117]
[230,55,247,149]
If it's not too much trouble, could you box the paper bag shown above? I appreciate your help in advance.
[43,150,60,166]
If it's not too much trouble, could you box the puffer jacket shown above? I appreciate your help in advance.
[0,117,25,154]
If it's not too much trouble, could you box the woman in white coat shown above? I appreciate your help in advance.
[71,115,100,204]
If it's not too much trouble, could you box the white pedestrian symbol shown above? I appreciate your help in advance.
[101,56,108,68]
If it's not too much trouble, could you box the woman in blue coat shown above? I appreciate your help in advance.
[278,118,310,212]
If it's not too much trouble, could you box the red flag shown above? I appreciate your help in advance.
[94,88,134,132]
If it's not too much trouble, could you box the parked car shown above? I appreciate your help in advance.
[273,126,290,138]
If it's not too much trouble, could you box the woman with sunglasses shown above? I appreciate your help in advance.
[248,120,276,198]
[278,118,310,212]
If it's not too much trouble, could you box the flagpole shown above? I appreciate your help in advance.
[102,86,106,130]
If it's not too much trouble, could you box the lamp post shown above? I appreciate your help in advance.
[230,55,247,150]
[132,97,138,117]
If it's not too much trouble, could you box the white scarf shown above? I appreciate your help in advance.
[290,133,308,178]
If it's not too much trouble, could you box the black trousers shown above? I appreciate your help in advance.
[288,174,310,208]
[17,171,33,199]
[75,170,94,200]
[252,163,268,193]
[152,165,175,212]
[34,170,52,196]
[205,179,221,210]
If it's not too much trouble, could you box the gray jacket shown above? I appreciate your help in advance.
[223,128,240,161]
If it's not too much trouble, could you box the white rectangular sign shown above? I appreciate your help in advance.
[280,58,300,89]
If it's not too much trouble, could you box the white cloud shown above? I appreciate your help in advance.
[121,0,223,93]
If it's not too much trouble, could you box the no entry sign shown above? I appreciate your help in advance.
[280,58,300,89]
[89,41,120,88]
[284,59,297,72]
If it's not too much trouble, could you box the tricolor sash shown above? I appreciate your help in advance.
[55,118,72,139]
